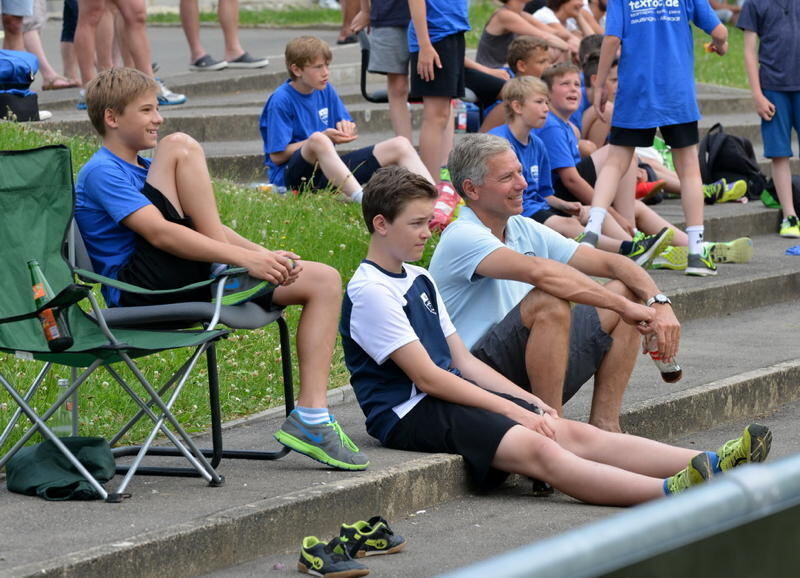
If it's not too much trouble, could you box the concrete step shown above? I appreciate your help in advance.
[3,302,799,578]
[207,402,800,578]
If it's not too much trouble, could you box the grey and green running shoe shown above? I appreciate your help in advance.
[686,245,717,276]
[275,412,369,470]
[298,536,370,577]
[575,230,599,247]
[664,452,714,495]
[707,237,753,264]
[622,227,674,268]
[716,424,772,472]
[340,516,406,558]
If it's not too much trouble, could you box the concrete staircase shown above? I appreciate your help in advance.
[6,37,799,578]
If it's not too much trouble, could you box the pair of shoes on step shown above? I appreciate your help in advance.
[299,516,406,576]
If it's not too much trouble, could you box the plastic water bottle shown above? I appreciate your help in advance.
[51,378,73,437]
[645,334,682,383]
[429,181,461,232]
[453,100,467,133]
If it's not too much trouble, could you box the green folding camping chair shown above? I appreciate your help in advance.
[0,145,294,502]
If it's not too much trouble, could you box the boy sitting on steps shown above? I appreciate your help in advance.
[75,67,368,471]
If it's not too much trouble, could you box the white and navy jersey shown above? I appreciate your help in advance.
[340,260,457,443]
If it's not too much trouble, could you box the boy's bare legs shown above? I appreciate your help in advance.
[387,73,412,141]
[590,144,635,214]
[671,145,704,228]
[634,201,689,245]
[1,14,24,51]
[419,96,452,182]
[146,133,229,243]
[300,132,362,196]
[771,156,797,220]
[492,423,699,505]
[95,7,114,70]
[272,263,342,408]
[373,136,435,183]
[218,0,246,62]
[179,0,206,63]
[544,215,625,253]
[520,289,572,416]
[75,0,107,86]
[589,281,640,433]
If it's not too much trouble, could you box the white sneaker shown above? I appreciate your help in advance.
[38,110,53,121]
[156,79,186,106]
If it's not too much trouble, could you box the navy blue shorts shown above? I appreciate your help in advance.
[284,145,381,191]
[609,121,698,149]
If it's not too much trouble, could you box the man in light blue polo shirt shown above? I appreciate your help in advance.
[429,134,681,433]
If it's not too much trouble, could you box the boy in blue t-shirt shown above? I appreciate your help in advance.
[739,0,800,238]
[342,164,769,502]
[75,67,368,472]
[490,76,666,266]
[260,35,432,203]
[588,0,728,276]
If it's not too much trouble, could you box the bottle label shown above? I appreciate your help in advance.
[38,309,61,342]
[32,282,46,301]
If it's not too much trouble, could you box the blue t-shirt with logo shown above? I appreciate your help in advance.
[737,0,800,92]
[75,147,152,307]
[534,112,580,185]
[605,0,719,129]
[488,124,554,218]
[259,79,352,186]
[407,0,470,53]
[341,261,457,443]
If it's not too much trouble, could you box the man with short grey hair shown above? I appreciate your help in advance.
[429,133,680,432]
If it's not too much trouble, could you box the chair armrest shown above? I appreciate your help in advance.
[73,267,248,296]
[0,284,91,325]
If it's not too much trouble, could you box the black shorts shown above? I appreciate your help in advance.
[409,32,465,99]
[553,156,596,203]
[284,145,381,191]
[471,301,613,403]
[464,67,506,110]
[609,121,699,149]
[384,391,541,490]
[530,207,569,224]
[117,183,276,311]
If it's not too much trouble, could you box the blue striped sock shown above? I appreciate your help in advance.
[295,406,330,425]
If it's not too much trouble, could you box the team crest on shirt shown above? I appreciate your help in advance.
[319,107,329,124]
[420,292,436,315]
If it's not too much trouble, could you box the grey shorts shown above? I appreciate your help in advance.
[368,26,410,75]
[471,301,613,404]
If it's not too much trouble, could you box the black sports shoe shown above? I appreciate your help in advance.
[621,227,674,267]
[298,536,369,577]
[339,516,406,557]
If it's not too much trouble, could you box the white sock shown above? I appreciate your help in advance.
[350,189,364,204]
[294,406,330,425]
[585,207,607,236]
[687,225,704,255]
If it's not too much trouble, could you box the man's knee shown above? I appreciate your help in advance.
[519,290,571,329]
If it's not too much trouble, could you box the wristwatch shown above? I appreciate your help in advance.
[645,293,672,307]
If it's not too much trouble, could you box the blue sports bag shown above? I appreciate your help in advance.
[0,49,39,90]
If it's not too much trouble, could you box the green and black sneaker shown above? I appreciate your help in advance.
[340,516,407,558]
[664,452,714,495]
[716,424,772,472]
[298,536,369,577]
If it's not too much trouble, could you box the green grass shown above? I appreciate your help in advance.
[0,122,440,450]
[693,25,747,89]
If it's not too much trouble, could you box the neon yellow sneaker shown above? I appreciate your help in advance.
[649,245,688,270]
[716,424,772,472]
[340,516,407,558]
[664,452,714,495]
[703,178,747,204]
[707,237,753,264]
[298,536,369,577]
[275,412,369,471]
[779,216,800,238]
[686,245,717,276]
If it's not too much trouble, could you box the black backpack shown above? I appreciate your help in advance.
[698,123,769,200]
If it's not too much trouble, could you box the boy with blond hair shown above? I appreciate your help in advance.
[342,164,771,503]
[490,76,666,265]
[260,36,432,202]
[506,35,551,78]
[76,67,368,471]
